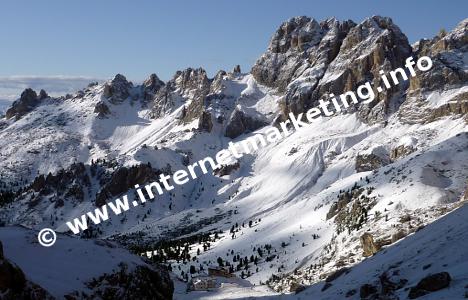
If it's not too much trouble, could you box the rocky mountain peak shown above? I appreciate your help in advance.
[142,73,165,101]
[251,17,355,92]
[259,14,412,122]
[143,73,164,90]
[232,65,241,74]
[5,88,40,120]
[268,16,323,54]
[148,68,211,120]
[102,74,133,103]
[38,89,49,100]
[174,67,211,94]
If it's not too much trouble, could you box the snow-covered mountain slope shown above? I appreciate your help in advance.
[0,15,467,299]
[0,226,173,299]
[176,203,468,299]
[288,202,468,299]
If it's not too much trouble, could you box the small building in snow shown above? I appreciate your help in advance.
[188,276,217,291]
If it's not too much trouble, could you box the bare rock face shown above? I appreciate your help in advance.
[282,18,356,116]
[326,191,352,220]
[5,88,39,120]
[94,101,111,118]
[96,163,160,206]
[38,89,49,100]
[210,70,228,95]
[360,233,381,257]
[355,153,390,172]
[150,68,211,121]
[232,65,241,74]
[103,74,133,104]
[142,73,165,102]
[313,16,412,123]
[408,272,451,299]
[253,16,413,123]
[224,109,268,139]
[214,161,240,176]
[410,19,467,94]
[391,144,416,160]
[252,17,355,94]
[150,82,177,118]
[198,110,213,132]
[27,162,90,209]
[252,16,326,91]
[427,94,468,123]
[400,19,468,123]
[179,68,212,122]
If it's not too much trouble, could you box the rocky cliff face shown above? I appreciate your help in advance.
[252,16,414,123]
[0,14,466,300]
[5,88,47,120]
[142,73,165,103]
[399,19,468,123]
[102,74,133,104]
[150,68,211,121]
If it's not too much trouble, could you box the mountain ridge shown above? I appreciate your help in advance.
[0,15,467,299]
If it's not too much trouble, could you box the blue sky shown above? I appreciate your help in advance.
[1,0,467,83]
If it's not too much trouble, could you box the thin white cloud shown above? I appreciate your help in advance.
[0,76,103,114]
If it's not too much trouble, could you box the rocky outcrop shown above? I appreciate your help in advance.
[96,164,160,206]
[28,162,90,207]
[326,190,352,220]
[252,17,354,93]
[331,186,377,234]
[150,82,178,118]
[399,19,468,123]
[0,241,53,299]
[198,111,213,132]
[281,18,356,116]
[253,16,413,123]
[213,161,240,176]
[103,74,133,104]
[232,65,241,74]
[5,88,40,120]
[409,19,467,95]
[178,68,212,122]
[94,101,111,118]
[142,73,165,102]
[408,272,451,299]
[390,144,416,160]
[69,263,173,300]
[314,16,412,123]
[209,70,228,95]
[426,93,468,123]
[150,68,211,121]
[391,229,407,243]
[38,89,49,100]
[358,272,408,300]
[355,152,390,172]
[360,233,381,257]
[225,109,268,138]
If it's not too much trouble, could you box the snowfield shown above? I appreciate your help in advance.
[0,15,467,300]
